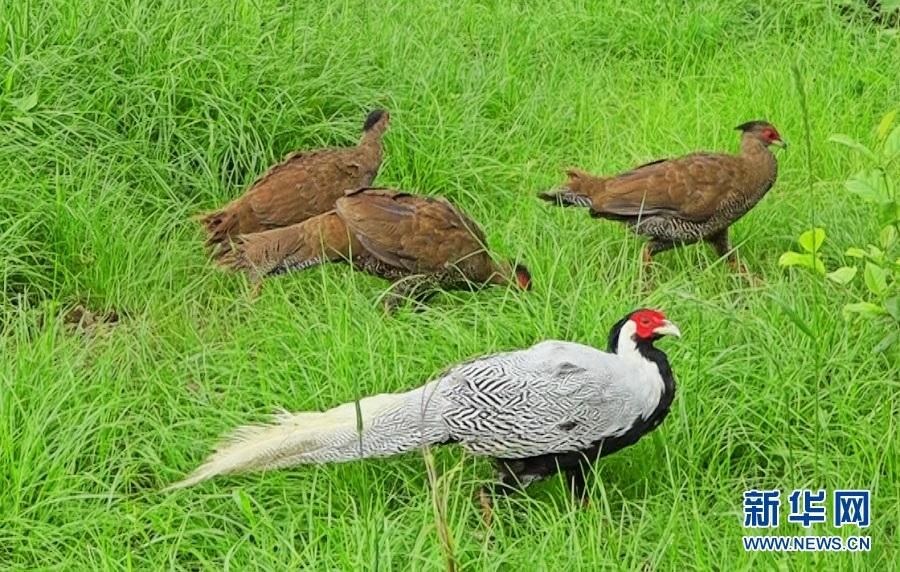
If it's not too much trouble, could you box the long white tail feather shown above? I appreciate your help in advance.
[166,384,448,490]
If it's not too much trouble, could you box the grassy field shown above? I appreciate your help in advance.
[2,0,899,569]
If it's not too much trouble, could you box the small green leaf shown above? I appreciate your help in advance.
[846,247,867,258]
[885,296,900,321]
[232,489,255,523]
[885,124,900,157]
[874,331,898,353]
[845,171,890,204]
[13,91,38,112]
[867,245,885,263]
[829,134,877,161]
[12,115,33,129]
[877,110,898,140]
[883,0,900,12]
[842,301,887,320]
[826,266,857,284]
[798,228,826,253]
[879,202,900,226]
[778,251,825,274]
[864,262,888,296]
[881,225,898,250]
[779,251,812,268]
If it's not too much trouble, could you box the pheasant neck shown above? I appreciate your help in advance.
[486,262,513,286]
[738,134,778,197]
[605,317,676,433]
[359,127,385,149]
[357,131,384,169]
[739,134,771,157]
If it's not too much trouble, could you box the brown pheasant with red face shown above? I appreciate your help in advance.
[200,109,390,258]
[220,188,532,310]
[539,121,785,271]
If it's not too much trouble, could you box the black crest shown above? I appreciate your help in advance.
[735,120,771,132]
[363,109,387,131]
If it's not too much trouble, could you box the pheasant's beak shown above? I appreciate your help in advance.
[771,138,787,149]
[653,320,681,338]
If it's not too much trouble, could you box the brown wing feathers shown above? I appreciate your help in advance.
[335,191,420,271]
[588,153,759,222]
[335,189,495,277]
[200,110,389,257]
[218,188,514,291]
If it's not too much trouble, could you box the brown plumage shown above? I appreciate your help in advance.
[200,109,390,258]
[220,188,532,309]
[539,121,786,270]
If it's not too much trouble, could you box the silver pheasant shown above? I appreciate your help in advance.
[167,309,681,514]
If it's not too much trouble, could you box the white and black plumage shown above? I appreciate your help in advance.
[166,309,680,509]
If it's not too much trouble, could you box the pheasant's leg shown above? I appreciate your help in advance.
[565,463,591,508]
[645,239,676,265]
[249,279,264,301]
[382,276,436,314]
[478,468,518,528]
[707,229,737,265]
[707,228,745,271]
[707,229,760,281]
[409,282,439,310]
[478,461,546,527]
[650,239,677,255]
[641,240,675,290]
[477,486,494,528]
[641,246,653,268]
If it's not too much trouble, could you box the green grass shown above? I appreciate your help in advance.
[2,0,899,569]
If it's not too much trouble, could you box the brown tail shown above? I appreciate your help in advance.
[197,208,241,259]
[218,212,358,281]
[538,189,594,208]
[564,168,592,181]
[537,169,602,208]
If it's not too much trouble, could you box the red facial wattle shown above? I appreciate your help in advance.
[515,266,532,290]
[631,309,666,339]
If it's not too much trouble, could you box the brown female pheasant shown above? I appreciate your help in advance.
[220,187,532,310]
[200,109,390,258]
[539,121,785,271]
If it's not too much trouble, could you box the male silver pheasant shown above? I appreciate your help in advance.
[167,309,680,517]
